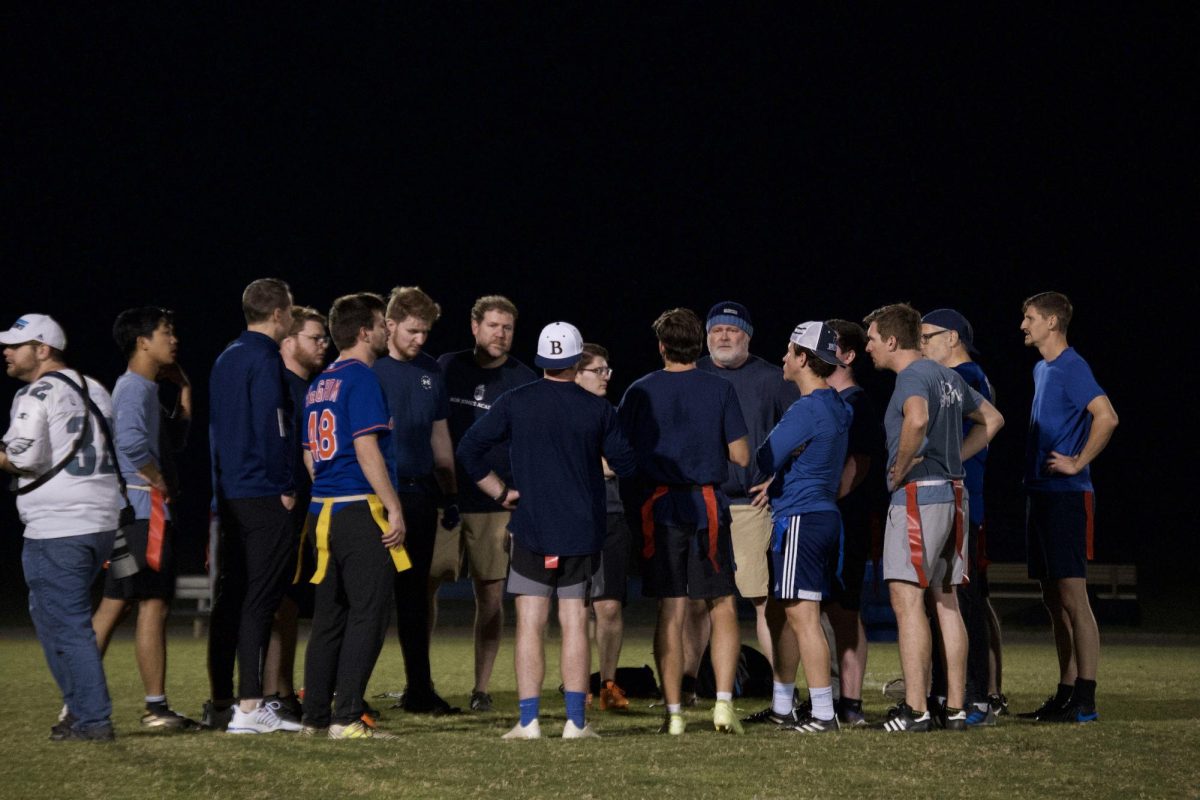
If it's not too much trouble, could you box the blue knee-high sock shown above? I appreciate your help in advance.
[519,696,540,726]
[564,691,587,728]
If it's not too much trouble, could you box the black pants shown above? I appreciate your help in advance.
[207,495,297,701]
[393,489,438,692]
[931,521,990,705]
[303,502,395,726]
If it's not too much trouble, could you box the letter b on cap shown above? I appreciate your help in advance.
[550,341,562,355]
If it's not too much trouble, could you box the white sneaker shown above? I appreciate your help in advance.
[501,719,541,739]
[227,703,303,734]
[562,720,599,739]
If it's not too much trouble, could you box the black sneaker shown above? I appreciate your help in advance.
[49,710,78,740]
[927,696,948,729]
[943,707,968,731]
[402,689,462,716]
[836,698,868,727]
[199,700,234,731]
[1018,693,1071,720]
[141,706,200,730]
[785,713,840,734]
[53,722,115,742]
[264,696,302,726]
[469,691,493,712]
[742,706,799,726]
[1038,702,1099,724]
[880,703,932,733]
[990,693,1010,717]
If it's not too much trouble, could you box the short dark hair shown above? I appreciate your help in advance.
[387,286,442,324]
[470,295,518,323]
[1023,291,1073,333]
[288,306,326,338]
[113,307,174,359]
[863,303,921,351]
[328,293,385,351]
[580,343,609,369]
[825,319,867,360]
[653,308,703,364]
[242,278,292,324]
[790,343,836,378]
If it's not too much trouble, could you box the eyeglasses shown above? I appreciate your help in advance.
[920,330,951,344]
[297,333,329,345]
[580,367,613,377]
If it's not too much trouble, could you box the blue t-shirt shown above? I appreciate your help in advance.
[303,359,395,497]
[884,358,982,506]
[113,370,170,521]
[837,385,888,521]
[757,388,852,518]
[374,352,449,489]
[457,379,637,556]
[437,350,538,512]
[697,354,800,503]
[1025,347,1105,493]
[617,368,749,526]
[952,361,993,524]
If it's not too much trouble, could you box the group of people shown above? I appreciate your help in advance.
[1,282,1117,741]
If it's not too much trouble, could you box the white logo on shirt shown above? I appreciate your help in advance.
[421,375,432,390]
[939,380,964,408]
[473,384,485,402]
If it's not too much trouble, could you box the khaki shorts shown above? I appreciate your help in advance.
[429,510,464,584]
[882,502,967,589]
[730,503,773,599]
[439,513,513,582]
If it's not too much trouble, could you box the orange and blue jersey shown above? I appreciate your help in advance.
[303,359,394,497]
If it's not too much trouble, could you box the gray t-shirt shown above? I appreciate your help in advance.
[884,358,982,505]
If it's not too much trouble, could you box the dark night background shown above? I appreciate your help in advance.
[1,8,1194,617]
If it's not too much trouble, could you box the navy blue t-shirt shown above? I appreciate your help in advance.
[285,368,313,498]
[374,351,449,490]
[438,350,537,512]
[303,359,395,497]
[953,360,993,524]
[697,354,800,502]
[837,385,888,521]
[757,388,852,518]
[457,379,636,555]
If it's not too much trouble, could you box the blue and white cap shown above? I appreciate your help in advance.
[789,321,845,366]
[706,301,754,337]
[0,314,67,350]
[535,321,583,369]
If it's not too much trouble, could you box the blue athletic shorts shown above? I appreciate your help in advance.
[768,510,842,602]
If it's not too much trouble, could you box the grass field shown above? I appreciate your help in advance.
[1,623,1198,800]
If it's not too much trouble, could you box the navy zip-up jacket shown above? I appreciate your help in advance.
[209,330,295,499]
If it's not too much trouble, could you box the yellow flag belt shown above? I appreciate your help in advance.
[296,494,412,584]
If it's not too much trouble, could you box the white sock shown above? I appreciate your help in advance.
[810,686,834,721]
[667,703,681,714]
[772,682,796,715]
[715,692,733,702]
[145,694,166,705]
[974,701,990,712]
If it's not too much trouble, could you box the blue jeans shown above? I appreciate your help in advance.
[23,531,116,730]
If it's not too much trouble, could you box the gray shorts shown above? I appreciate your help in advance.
[882,501,967,588]
[506,537,598,600]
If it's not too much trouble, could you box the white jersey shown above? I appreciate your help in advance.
[3,370,122,539]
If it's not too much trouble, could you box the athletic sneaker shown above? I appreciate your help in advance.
[51,723,115,742]
[990,693,1010,716]
[562,720,600,739]
[199,701,234,731]
[1039,702,1099,724]
[264,693,303,724]
[944,708,968,731]
[836,698,868,727]
[501,719,541,739]
[784,713,840,734]
[141,707,199,730]
[329,720,397,739]
[927,696,948,729]
[659,713,686,735]
[1018,693,1071,720]
[400,689,462,716]
[744,707,800,726]
[712,699,745,735]
[50,710,78,740]
[469,691,494,712]
[966,703,997,727]
[599,680,630,711]
[880,703,932,733]
[227,703,303,734]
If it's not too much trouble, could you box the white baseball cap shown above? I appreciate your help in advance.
[789,321,845,366]
[535,321,583,369]
[0,314,67,350]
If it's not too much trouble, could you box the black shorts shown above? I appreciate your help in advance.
[285,500,316,617]
[102,519,177,601]
[641,521,736,600]
[1026,490,1094,581]
[592,513,632,603]
[506,538,598,599]
[828,507,875,611]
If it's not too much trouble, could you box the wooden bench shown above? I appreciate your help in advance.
[173,574,213,638]
[987,561,1138,602]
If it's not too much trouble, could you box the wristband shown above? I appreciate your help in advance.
[494,483,509,503]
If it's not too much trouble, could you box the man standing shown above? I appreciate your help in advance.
[1019,292,1117,723]
[695,301,798,704]
[300,292,408,739]
[824,319,887,727]
[1,314,121,741]
[375,286,460,715]
[435,295,537,712]
[91,307,197,729]
[754,322,851,734]
[618,308,750,736]
[920,308,1006,725]
[863,303,1003,733]
[262,305,329,723]
[205,278,302,733]
[458,323,637,739]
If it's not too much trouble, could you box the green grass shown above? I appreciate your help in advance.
[1,624,1198,800]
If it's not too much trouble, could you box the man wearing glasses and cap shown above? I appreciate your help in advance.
[1,314,122,741]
